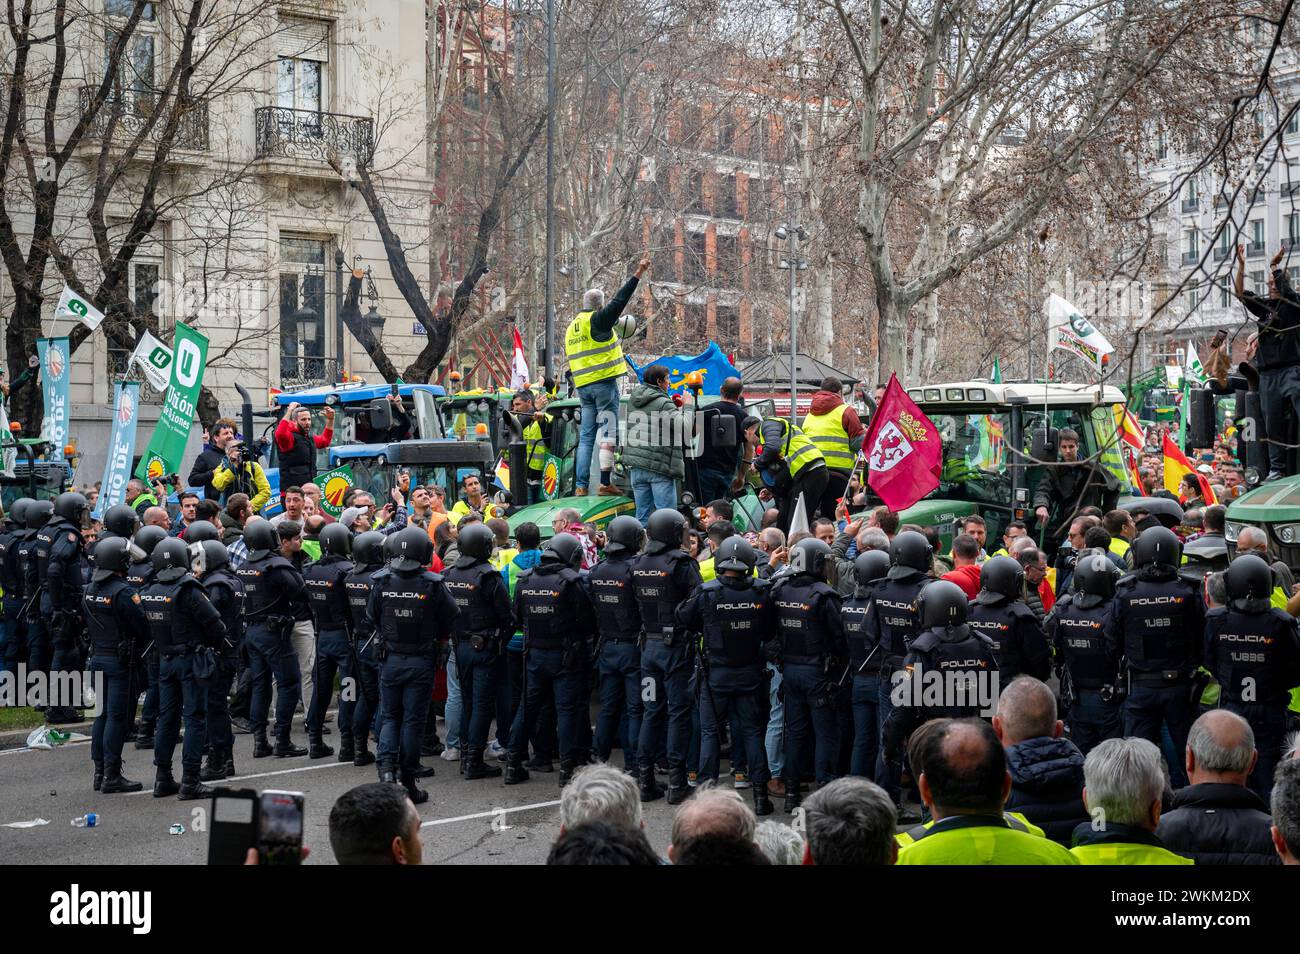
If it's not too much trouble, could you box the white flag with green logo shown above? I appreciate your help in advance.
[53,284,105,331]
[1186,339,1206,384]
[129,331,173,391]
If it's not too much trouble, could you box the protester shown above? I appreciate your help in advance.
[800,777,897,865]
[328,782,423,865]
[211,439,270,513]
[546,820,661,866]
[623,363,696,524]
[189,417,237,503]
[1273,757,1300,865]
[275,402,335,490]
[941,533,983,600]
[697,376,751,504]
[801,376,865,518]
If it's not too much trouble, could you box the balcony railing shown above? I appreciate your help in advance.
[1247,242,1267,257]
[79,86,209,152]
[254,106,374,165]
[1212,245,1231,261]
[278,354,342,391]
[1181,198,1200,213]
[1182,251,1200,265]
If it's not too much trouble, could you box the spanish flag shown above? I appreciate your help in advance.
[1116,406,1145,451]
[1162,431,1216,504]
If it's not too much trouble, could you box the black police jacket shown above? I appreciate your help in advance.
[236,553,309,623]
[677,575,775,668]
[1045,594,1119,691]
[303,555,355,633]
[1204,604,1300,707]
[126,558,155,591]
[772,573,845,664]
[513,561,596,650]
[364,566,458,655]
[35,517,84,614]
[443,559,513,643]
[864,573,930,666]
[631,549,701,639]
[141,576,224,655]
[344,564,381,639]
[968,598,1051,682]
[883,623,997,757]
[1003,736,1088,847]
[1107,569,1205,678]
[586,555,642,643]
[1155,783,1281,865]
[82,576,149,655]
[842,589,877,674]
[203,568,245,660]
[15,532,39,609]
[0,522,23,600]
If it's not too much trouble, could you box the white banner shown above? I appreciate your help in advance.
[1186,339,1206,384]
[129,331,173,391]
[0,399,14,478]
[53,284,105,331]
[1045,293,1114,372]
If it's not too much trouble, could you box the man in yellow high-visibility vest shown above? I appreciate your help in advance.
[801,376,865,519]
[563,256,649,497]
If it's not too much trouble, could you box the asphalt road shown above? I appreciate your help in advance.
[0,714,754,865]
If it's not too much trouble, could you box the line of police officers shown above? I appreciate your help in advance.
[4,493,1299,812]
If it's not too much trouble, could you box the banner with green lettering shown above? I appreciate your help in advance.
[134,321,208,481]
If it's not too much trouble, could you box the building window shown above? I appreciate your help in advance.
[1251,219,1265,252]
[1155,129,1168,160]
[1185,281,1198,313]
[1288,110,1299,136]
[105,1,157,106]
[685,231,707,285]
[715,174,737,218]
[1252,270,1266,295]
[715,305,739,346]
[685,169,706,215]
[683,303,707,339]
[1218,277,1230,308]
[715,108,735,155]
[715,234,739,285]
[277,17,330,127]
[651,229,679,283]
[1289,212,1300,246]
[279,236,330,386]
[1184,229,1198,257]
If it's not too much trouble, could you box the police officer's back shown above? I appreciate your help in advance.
[343,530,386,767]
[586,516,645,772]
[302,523,356,760]
[968,555,1051,683]
[35,493,91,722]
[192,539,243,781]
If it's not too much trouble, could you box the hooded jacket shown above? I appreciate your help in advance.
[622,383,694,481]
[1155,783,1281,865]
[1003,736,1088,846]
[807,390,865,439]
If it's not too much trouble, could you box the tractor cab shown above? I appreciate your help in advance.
[0,436,73,509]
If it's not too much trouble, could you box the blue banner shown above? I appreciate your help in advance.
[627,341,740,396]
[37,337,71,461]
[91,381,142,521]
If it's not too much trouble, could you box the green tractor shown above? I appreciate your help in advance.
[0,435,74,510]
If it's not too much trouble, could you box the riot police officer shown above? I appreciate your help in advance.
[968,555,1051,683]
[773,537,847,812]
[506,533,597,788]
[882,580,999,759]
[0,497,33,680]
[677,535,777,816]
[140,537,225,799]
[192,539,242,782]
[631,508,702,804]
[1045,552,1122,755]
[845,549,891,779]
[1106,526,1206,783]
[11,501,53,686]
[99,503,142,543]
[303,523,356,761]
[127,524,167,748]
[588,515,645,773]
[444,522,511,781]
[182,520,220,545]
[344,530,386,766]
[32,492,90,723]
[236,517,310,759]
[1205,554,1300,797]
[366,527,458,803]
[82,536,149,794]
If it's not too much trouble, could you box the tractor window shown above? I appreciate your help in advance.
[929,412,1012,485]
[445,401,496,446]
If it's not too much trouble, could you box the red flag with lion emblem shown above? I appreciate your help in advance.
[862,374,941,512]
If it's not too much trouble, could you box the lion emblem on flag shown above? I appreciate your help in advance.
[870,412,929,473]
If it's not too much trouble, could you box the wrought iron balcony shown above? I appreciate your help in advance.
[1247,241,1267,257]
[1182,250,1200,265]
[78,86,209,151]
[254,106,374,165]
[1212,245,1231,261]
[278,354,343,391]
[1181,197,1200,213]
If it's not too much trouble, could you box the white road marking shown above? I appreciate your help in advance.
[421,799,562,828]
[124,760,353,795]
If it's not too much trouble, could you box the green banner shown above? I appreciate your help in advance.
[135,321,209,481]
[315,465,354,518]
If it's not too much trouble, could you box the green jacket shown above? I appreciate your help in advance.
[896,814,1080,865]
[621,383,693,481]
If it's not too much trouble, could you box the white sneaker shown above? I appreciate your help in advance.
[487,740,505,760]
[440,746,461,761]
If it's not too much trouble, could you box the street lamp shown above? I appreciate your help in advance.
[775,222,808,425]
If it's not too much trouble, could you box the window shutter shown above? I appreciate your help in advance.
[279,17,330,62]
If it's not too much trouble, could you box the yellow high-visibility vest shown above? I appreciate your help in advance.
[523,415,550,474]
[770,417,824,478]
[564,310,625,388]
[801,403,855,471]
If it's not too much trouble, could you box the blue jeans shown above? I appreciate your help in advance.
[699,665,770,785]
[246,622,302,740]
[595,640,643,769]
[637,639,693,772]
[850,674,880,778]
[455,643,503,754]
[445,648,462,749]
[155,652,207,775]
[782,662,841,786]
[377,653,437,776]
[1068,689,1121,757]
[765,664,784,778]
[89,653,133,768]
[308,629,354,734]
[631,468,679,525]
[576,378,621,491]
[696,466,735,508]
[508,647,587,764]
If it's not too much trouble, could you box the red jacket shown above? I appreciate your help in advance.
[275,417,332,454]
[808,390,865,440]
[941,563,982,600]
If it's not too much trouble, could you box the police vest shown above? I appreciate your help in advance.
[1049,596,1115,690]
[907,625,997,718]
[303,556,355,632]
[204,568,244,656]
[344,566,380,634]
[801,403,855,471]
[83,577,132,654]
[15,534,39,599]
[632,550,694,637]
[1113,575,1202,678]
[36,519,83,606]
[564,310,625,388]
[767,417,824,478]
[516,564,582,649]
[700,578,773,668]
[126,559,154,591]
[587,556,641,642]
[236,554,296,621]
[1206,605,1300,707]
[374,568,444,655]
[443,561,507,639]
[868,575,930,664]
[774,576,836,662]
[968,600,1041,682]
[140,578,206,654]
[842,593,877,674]
[0,525,22,596]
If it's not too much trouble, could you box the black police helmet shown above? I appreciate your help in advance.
[182,520,219,544]
[133,524,168,557]
[919,579,969,629]
[715,535,758,573]
[1073,552,1119,599]
[104,503,141,539]
[889,530,933,579]
[1130,526,1182,568]
[645,508,687,555]
[25,499,54,530]
[54,491,89,525]
[603,515,645,557]
[151,537,191,581]
[190,539,230,576]
[543,532,584,569]
[1226,554,1273,604]
[790,537,832,579]
[853,549,891,587]
[352,530,385,568]
[91,536,133,583]
[457,523,495,563]
[7,497,34,528]
[975,555,1024,606]
[243,517,278,559]
[319,522,353,557]
[385,526,433,571]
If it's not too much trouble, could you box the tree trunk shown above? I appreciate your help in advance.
[5,289,46,438]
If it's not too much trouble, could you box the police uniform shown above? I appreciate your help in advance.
[842,581,881,779]
[303,551,356,756]
[443,556,513,778]
[33,515,88,721]
[236,547,310,754]
[587,553,644,770]
[84,571,149,792]
[200,562,244,780]
[13,516,48,677]
[0,513,29,679]
[344,551,384,765]
[967,598,1051,683]
[865,569,930,799]
[126,546,160,745]
[1045,593,1121,755]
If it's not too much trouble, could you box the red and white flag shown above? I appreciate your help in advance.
[510,327,530,389]
[862,374,942,512]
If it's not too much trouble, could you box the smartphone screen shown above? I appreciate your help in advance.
[258,790,305,865]
[207,788,258,865]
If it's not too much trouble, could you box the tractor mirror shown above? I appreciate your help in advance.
[369,398,393,431]
[1030,427,1058,463]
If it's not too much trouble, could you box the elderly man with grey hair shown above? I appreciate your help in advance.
[1156,710,1279,864]
[754,820,805,865]
[800,777,897,865]
[829,519,890,596]
[666,784,756,864]
[1234,525,1300,612]
[1071,737,1193,864]
[557,764,643,835]
[1272,757,1300,864]
[563,256,649,497]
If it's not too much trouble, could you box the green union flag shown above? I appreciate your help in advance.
[134,321,208,481]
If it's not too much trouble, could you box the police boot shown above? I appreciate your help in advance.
[666,766,690,805]
[400,772,429,805]
[353,735,376,767]
[639,766,664,803]
[753,787,774,817]
[221,747,236,779]
[783,781,802,815]
[101,761,143,795]
[307,731,334,760]
[177,770,214,801]
[153,765,180,798]
[336,731,355,764]
[135,721,155,750]
[416,762,436,779]
[93,760,104,792]
[464,749,502,780]
[199,747,227,782]
[252,730,273,759]
[379,766,398,785]
[503,756,530,785]
[558,758,577,789]
[274,735,308,758]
